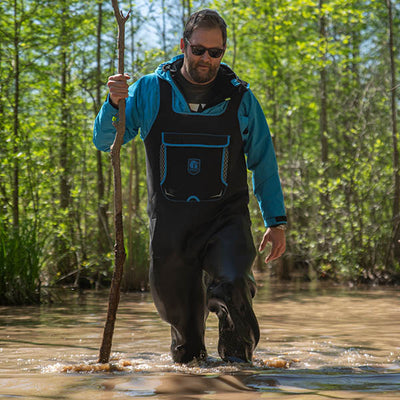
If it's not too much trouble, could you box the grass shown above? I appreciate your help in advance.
[0,219,42,305]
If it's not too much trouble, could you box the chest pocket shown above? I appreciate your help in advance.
[160,132,230,202]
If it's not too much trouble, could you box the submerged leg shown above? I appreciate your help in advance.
[150,254,207,364]
[203,215,259,363]
[207,278,259,363]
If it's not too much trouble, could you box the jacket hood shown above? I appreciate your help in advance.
[155,54,184,82]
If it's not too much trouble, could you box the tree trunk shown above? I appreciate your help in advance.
[57,0,72,275]
[161,0,167,54]
[0,48,5,211]
[60,4,70,211]
[319,0,329,168]
[182,0,191,28]
[96,0,111,260]
[122,4,145,291]
[129,15,140,216]
[230,0,237,70]
[386,0,400,261]
[317,0,331,262]
[123,141,135,290]
[12,0,20,228]
[130,0,136,75]
[318,0,330,222]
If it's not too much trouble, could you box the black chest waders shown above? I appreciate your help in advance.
[144,78,260,363]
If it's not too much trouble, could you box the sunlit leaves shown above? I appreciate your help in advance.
[210,0,399,281]
[0,0,398,286]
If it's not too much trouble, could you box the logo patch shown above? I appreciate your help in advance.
[187,158,201,175]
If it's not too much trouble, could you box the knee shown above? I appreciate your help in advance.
[207,276,253,306]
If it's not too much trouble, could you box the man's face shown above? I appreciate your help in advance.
[180,27,225,85]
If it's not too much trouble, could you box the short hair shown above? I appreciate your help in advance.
[183,9,227,46]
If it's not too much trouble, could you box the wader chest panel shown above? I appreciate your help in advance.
[160,132,230,202]
[144,77,247,213]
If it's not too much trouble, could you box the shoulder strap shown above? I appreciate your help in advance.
[157,78,174,115]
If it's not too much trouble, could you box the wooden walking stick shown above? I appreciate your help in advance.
[98,0,130,364]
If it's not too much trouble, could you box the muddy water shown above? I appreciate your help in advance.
[0,279,399,399]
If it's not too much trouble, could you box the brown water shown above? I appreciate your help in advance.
[1,279,399,399]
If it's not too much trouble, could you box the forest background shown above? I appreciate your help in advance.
[0,0,399,305]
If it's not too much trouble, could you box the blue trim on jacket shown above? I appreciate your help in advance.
[93,54,286,227]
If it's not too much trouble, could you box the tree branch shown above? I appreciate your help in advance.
[98,0,130,365]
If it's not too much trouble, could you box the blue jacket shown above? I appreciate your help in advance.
[93,55,286,227]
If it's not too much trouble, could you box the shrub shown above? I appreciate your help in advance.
[0,220,42,305]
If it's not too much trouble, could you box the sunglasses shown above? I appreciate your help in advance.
[185,39,225,59]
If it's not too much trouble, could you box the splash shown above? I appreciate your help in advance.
[42,358,133,374]
[257,358,299,369]
[43,355,299,374]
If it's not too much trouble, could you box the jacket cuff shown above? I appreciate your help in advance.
[264,216,287,228]
[106,94,119,110]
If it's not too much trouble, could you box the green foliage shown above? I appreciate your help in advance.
[0,0,399,292]
[213,0,400,283]
[0,220,42,305]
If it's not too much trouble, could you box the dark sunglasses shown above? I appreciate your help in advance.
[185,39,225,59]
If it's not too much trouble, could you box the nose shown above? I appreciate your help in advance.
[200,51,211,62]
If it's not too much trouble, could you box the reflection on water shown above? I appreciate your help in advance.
[0,279,399,399]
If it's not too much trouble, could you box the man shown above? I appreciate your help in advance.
[94,9,286,364]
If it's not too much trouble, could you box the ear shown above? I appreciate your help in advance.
[180,38,185,53]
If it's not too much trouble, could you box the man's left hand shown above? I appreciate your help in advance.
[258,227,286,264]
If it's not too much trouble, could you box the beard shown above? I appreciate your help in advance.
[185,58,220,84]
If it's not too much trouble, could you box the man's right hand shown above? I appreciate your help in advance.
[107,74,130,106]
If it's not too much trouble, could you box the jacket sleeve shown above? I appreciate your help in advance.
[93,75,160,152]
[239,89,287,227]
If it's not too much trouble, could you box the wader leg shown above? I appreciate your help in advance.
[203,216,259,363]
[150,255,207,363]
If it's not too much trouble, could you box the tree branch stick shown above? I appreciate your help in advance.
[98,0,130,364]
